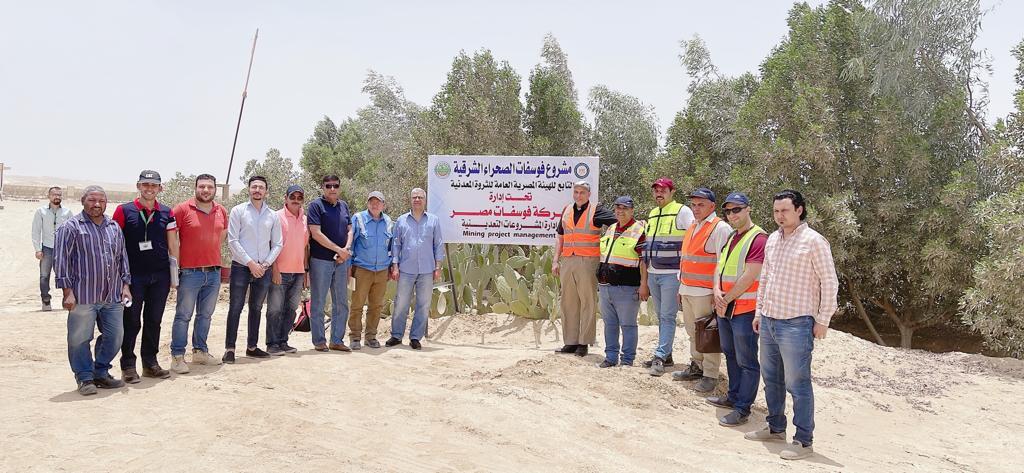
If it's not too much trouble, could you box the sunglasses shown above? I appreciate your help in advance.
[722,206,747,215]
[323,184,340,189]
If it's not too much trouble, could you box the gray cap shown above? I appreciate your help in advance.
[138,170,161,184]
[572,180,591,190]
[285,184,304,197]
[367,191,385,203]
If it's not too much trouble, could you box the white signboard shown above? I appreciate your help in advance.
[427,155,600,246]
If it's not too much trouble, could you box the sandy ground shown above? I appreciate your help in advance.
[2,199,1023,472]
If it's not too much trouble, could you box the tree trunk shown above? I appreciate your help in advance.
[848,281,887,346]
[897,324,914,349]
[874,297,914,349]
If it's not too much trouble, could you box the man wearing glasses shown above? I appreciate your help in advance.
[307,175,355,352]
[31,186,74,311]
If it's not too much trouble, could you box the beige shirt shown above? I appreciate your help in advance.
[756,223,839,326]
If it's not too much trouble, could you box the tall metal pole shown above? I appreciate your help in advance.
[223,28,259,200]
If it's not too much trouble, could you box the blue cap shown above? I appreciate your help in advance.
[723,192,750,206]
[688,187,716,202]
[613,195,635,208]
[285,184,304,197]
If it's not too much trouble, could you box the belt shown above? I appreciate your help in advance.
[182,266,221,272]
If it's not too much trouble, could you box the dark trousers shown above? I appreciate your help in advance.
[120,270,171,369]
[225,262,272,350]
[266,272,304,347]
[39,246,55,304]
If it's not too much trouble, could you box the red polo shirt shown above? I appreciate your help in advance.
[170,199,228,269]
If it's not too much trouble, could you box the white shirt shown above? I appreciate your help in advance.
[31,204,74,251]
[228,200,284,266]
[679,211,732,296]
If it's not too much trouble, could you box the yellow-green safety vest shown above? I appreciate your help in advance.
[600,220,646,267]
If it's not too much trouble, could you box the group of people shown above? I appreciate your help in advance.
[35,172,443,395]
[554,178,838,461]
[34,171,838,462]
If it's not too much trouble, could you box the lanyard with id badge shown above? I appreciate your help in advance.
[139,208,155,251]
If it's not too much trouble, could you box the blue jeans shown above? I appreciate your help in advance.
[599,285,640,365]
[760,315,815,446]
[171,269,221,356]
[391,272,432,341]
[719,312,760,416]
[647,273,680,359]
[225,262,272,350]
[267,272,304,347]
[67,302,124,383]
[40,246,55,304]
[309,258,350,346]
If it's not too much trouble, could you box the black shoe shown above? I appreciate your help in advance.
[77,381,97,396]
[385,337,402,347]
[367,339,381,349]
[671,361,704,381]
[596,360,617,368]
[555,344,578,354]
[93,375,125,389]
[122,367,141,384]
[222,351,236,364]
[706,395,735,409]
[246,347,271,358]
[281,343,298,354]
[410,339,422,350]
[142,364,171,379]
[574,345,588,357]
[643,353,675,368]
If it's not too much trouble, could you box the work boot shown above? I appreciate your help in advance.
[142,364,171,379]
[647,357,666,377]
[671,361,703,381]
[170,355,190,374]
[694,376,718,393]
[77,381,98,396]
[642,353,674,368]
[351,340,362,351]
[122,367,141,384]
[93,375,125,389]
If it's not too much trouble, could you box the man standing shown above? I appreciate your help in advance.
[596,196,649,368]
[168,174,228,374]
[112,170,176,382]
[224,176,283,363]
[386,188,444,350]
[32,186,74,311]
[553,181,616,357]
[664,188,731,390]
[54,186,132,395]
[744,190,838,461]
[349,191,393,350]
[641,178,694,371]
[707,192,767,427]
[307,175,355,352]
[267,184,309,356]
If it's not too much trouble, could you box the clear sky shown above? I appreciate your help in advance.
[2,1,1021,185]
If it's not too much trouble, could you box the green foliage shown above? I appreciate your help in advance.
[159,172,198,207]
[588,85,660,205]
[524,34,587,156]
[445,244,560,320]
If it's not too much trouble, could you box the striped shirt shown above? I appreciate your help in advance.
[54,212,132,305]
[756,222,839,326]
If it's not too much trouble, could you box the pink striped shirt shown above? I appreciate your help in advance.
[756,223,839,326]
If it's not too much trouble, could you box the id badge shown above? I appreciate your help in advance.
[139,241,154,251]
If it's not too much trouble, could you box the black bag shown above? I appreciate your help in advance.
[694,313,723,354]
[292,300,311,333]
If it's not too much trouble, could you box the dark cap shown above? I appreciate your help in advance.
[651,177,675,190]
[613,196,635,208]
[723,192,750,207]
[285,184,305,197]
[138,170,161,184]
[688,187,716,202]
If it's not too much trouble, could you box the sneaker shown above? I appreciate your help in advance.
[574,345,588,357]
[596,360,617,368]
[42,302,52,312]
[77,381,98,396]
[192,350,222,365]
[222,351,236,364]
[328,343,352,352]
[410,339,422,350]
[171,355,190,374]
[93,375,125,389]
[313,344,330,352]
[555,344,578,354]
[267,345,286,356]
[142,364,171,379]
[620,361,634,367]
[122,367,141,384]
[671,361,703,381]
[647,357,666,377]
[351,340,362,351]
[706,395,734,409]
[281,343,298,354]
[385,337,402,347]
[246,347,271,358]
[642,353,674,368]
[366,339,381,349]
[744,425,786,442]
[694,376,718,393]
[719,411,749,427]
[780,441,814,460]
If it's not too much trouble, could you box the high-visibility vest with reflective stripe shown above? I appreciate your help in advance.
[600,220,646,267]
[679,216,723,288]
[643,201,686,270]
[561,203,601,257]
[716,225,767,314]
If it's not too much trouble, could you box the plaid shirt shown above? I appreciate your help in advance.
[756,222,839,326]
[54,212,131,305]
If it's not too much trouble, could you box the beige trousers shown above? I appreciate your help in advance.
[348,266,389,341]
[680,293,721,377]
[559,255,600,345]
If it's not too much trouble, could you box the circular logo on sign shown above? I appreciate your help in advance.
[573,162,590,179]
[434,161,452,179]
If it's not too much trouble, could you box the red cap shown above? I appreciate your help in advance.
[651,177,675,190]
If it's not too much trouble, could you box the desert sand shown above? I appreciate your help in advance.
[1,198,1023,472]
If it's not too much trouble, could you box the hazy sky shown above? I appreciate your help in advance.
[3,1,1022,185]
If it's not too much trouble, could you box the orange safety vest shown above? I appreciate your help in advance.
[561,203,601,257]
[679,217,722,288]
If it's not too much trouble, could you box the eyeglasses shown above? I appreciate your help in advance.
[722,206,747,215]
[323,184,340,189]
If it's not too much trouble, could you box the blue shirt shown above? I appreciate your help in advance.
[307,197,351,261]
[54,212,132,305]
[351,210,393,272]
[228,201,284,266]
[392,211,445,275]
